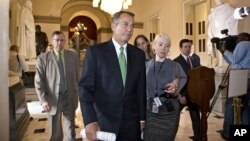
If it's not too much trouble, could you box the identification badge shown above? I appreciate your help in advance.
[152,102,159,113]
[153,97,162,107]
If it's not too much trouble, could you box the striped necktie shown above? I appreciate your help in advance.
[118,47,127,86]
[187,56,193,69]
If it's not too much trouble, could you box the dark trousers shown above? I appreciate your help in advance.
[116,115,141,141]
[48,93,76,141]
[188,102,201,141]
[179,100,201,141]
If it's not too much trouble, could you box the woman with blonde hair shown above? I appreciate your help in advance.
[143,33,186,141]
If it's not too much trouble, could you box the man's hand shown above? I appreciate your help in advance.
[85,122,100,141]
[178,95,187,105]
[41,101,51,112]
[140,122,145,132]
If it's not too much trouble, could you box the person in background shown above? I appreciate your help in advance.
[35,31,80,141]
[134,34,154,62]
[9,44,28,77]
[143,33,186,141]
[190,46,200,66]
[219,32,250,140]
[236,32,250,43]
[78,11,146,141]
[174,39,201,141]
[35,25,48,56]
[190,52,200,66]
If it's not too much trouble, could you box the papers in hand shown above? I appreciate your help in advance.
[80,129,116,141]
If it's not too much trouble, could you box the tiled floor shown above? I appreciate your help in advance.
[22,101,226,141]
[22,101,84,141]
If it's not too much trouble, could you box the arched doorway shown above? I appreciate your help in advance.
[60,0,112,43]
[68,16,97,41]
[60,0,112,64]
[68,16,98,63]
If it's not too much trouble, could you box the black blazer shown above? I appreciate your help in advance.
[191,53,200,67]
[78,40,146,139]
[174,54,200,96]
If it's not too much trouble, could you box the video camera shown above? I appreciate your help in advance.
[211,29,237,52]
[234,7,250,19]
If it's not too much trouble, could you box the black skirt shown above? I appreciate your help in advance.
[143,98,180,141]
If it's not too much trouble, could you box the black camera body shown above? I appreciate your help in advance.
[211,29,238,52]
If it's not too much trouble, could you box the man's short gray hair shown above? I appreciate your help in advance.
[112,11,135,23]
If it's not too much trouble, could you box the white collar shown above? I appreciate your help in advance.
[181,53,189,60]
[112,38,127,59]
[112,38,128,49]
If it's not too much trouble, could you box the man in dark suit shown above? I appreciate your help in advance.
[35,25,48,56]
[78,11,146,141]
[35,31,80,141]
[174,39,201,141]
[190,52,200,66]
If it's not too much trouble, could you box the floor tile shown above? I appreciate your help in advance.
[22,101,226,141]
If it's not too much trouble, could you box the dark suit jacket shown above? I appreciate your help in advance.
[78,40,146,139]
[190,53,200,66]
[174,54,200,96]
[35,32,48,53]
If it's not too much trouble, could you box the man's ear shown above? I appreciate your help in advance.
[111,23,116,32]
[179,47,182,51]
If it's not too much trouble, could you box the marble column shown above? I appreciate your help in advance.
[0,0,10,140]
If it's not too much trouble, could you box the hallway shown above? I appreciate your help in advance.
[21,100,226,141]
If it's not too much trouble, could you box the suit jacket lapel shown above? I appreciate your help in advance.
[63,49,70,78]
[179,55,186,63]
[48,51,58,68]
[126,45,133,89]
[105,40,124,88]
[179,54,192,72]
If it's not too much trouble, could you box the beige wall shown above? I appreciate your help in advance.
[9,0,250,57]
[128,0,182,58]
[32,0,67,16]
[130,0,250,59]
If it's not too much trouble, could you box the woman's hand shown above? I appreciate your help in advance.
[164,82,178,97]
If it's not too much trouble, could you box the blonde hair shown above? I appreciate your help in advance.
[153,33,171,47]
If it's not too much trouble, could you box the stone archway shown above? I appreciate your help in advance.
[60,0,112,43]
[68,16,97,41]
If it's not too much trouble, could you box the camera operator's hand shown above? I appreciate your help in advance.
[218,47,225,54]
[218,41,226,54]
